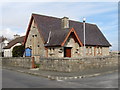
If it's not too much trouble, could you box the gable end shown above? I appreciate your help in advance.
[61,28,83,47]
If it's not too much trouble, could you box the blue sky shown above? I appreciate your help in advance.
[0,2,118,51]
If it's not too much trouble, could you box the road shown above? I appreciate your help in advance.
[2,69,118,88]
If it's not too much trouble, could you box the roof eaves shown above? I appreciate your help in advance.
[24,15,33,46]
[44,44,61,47]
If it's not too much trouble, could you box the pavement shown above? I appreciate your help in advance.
[2,66,118,80]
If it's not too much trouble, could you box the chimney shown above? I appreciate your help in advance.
[61,17,69,29]
[4,40,9,46]
[14,34,20,39]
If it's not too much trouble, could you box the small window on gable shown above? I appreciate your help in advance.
[30,46,32,49]
[33,26,35,28]
[38,45,40,47]
[60,49,62,51]
[76,49,79,51]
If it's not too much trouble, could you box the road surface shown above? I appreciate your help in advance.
[2,69,118,88]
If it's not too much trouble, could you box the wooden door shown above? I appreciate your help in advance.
[64,47,71,57]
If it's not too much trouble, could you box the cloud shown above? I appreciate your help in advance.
[2,2,117,28]
[0,28,25,39]
[0,28,16,39]
[1,2,118,50]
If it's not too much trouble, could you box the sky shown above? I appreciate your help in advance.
[0,1,119,51]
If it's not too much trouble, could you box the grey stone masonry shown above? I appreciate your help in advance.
[2,57,32,69]
[39,55,118,72]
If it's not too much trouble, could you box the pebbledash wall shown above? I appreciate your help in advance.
[2,57,32,69]
[39,55,118,72]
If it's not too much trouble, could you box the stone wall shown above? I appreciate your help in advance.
[39,55,118,72]
[2,57,32,69]
[102,47,109,56]
[48,47,64,58]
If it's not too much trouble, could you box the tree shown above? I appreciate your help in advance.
[12,45,25,57]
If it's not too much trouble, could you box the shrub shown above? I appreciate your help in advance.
[35,64,40,68]
[12,45,25,57]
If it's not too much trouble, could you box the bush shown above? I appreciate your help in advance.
[12,45,25,57]
[35,64,40,68]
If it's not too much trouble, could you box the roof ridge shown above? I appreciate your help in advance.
[69,19,97,26]
[32,13,61,20]
[32,13,96,26]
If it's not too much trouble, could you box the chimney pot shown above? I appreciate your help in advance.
[14,34,20,39]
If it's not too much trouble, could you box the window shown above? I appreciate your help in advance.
[49,48,55,55]
[60,49,62,51]
[86,47,89,55]
[100,47,102,55]
[33,26,35,28]
[35,35,37,37]
[76,49,79,51]
[53,48,54,50]
[89,47,92,54]
[96,47,99,54]
[38,45,40,47]
[30,45,32,49]
[96,47,102,55]
[86,46,92,55]
[59,48,63,53]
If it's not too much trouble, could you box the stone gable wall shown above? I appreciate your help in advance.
[25,20,46,62]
